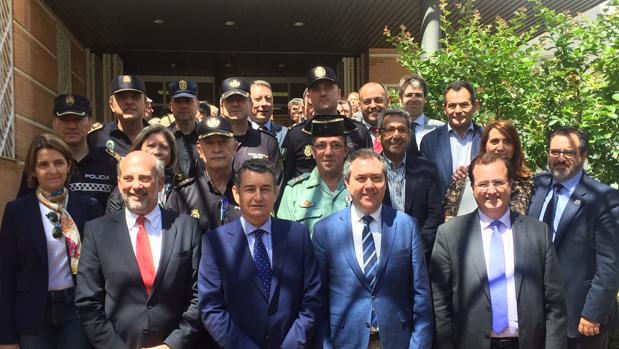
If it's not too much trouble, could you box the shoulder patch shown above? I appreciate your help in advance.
[287,172,310,187]
[104,148,123,162]
[89,122,103,134]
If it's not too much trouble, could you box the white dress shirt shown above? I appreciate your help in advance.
[241,216,273,265]
[351,204,382,269]
[125,206,163,273]
[448,122,475,172]
[39,203,73,291]
[479,210,519,337]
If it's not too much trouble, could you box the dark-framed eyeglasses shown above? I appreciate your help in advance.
[380,126,409,136]
[45,211,63,239]
[548,149,579,159]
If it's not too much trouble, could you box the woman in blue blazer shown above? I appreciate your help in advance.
[0,133,101,349]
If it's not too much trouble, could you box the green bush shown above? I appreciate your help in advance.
[385,0,619,185]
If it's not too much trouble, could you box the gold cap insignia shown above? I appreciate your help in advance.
[304,144,313,158]
[229,79,241,88]
[206,117,220,128]
[191,209,200,219]
[314,66,326,78]
[65,95,75,105]
[179,80,188,90]
[122,75,132,84]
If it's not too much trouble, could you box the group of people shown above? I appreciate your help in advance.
[0,64,618,349]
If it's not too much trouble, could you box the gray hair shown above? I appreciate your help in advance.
[251,80,272,90]
[376,108,411,130]
[288,98,303,108]
[116,153,166,180]
[343,149,388,181]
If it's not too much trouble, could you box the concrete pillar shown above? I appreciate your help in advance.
[420,0,440,55]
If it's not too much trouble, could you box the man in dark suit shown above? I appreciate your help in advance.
[76,151,202,349]
[250,80,288,147]
[313,149,433,349]
[528,127,619,349]
[378,108,444,258]
[420,80,483,197]
[431,153,566,349]
[199,159,322,349]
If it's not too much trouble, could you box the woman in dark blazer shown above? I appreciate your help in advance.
[0,133,101,349]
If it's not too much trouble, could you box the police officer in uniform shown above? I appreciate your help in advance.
[17,94,116,208]
[219,77,282,183]
[167,79,201,177]
[277,115,355,235]
[281,66,372,185]
[89,75,147,157]
[166,115,241,232]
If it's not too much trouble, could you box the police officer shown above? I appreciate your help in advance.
[277,115,355,235]
[89,75,147,157]
[281,66,372,185]
[167,79,201,177]
[166,115,241,231]
[17,94,116,208]
[219,77,282,183]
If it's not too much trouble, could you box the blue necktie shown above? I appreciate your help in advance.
[489,220,508,334]
[362,215,379,328]
[252,229,272,296]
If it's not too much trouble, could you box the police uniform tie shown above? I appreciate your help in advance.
[489,220,508,334]
[362,215,379,328]
[136,216,156,295]
[253,229,272,296]
[542,183,563,237]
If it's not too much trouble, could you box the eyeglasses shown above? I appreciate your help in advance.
[548,149,579,159]
[313,142,345,151]
[474,179,508,191]
[380,126,409,136]
[45,211,63,239]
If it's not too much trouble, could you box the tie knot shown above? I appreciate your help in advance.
[362,215,373,226]
[253,229,265,238]
[490,220,503,232]
[137,215,146,226]
[553,183,563,193]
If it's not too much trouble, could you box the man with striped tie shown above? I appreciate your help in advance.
[312,149,433,349]
[430,153,567,349]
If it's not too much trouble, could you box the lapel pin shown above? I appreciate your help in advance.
[574,199,582,206]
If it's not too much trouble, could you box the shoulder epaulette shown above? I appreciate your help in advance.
[173,173,190,187]
[104,148,123,162]
[287,172,310,187]
[89,122,103,134]
[257,127,278,140]
[175,175,198,188]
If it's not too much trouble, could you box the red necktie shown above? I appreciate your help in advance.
[136,216,155,295]
[371,127,383,153]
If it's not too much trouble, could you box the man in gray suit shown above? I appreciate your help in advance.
[431,153,566,349]
[250,80,288,147]
[398,74,444,155]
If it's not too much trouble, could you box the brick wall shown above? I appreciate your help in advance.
[367,48,410,86]
[0,0,86,217]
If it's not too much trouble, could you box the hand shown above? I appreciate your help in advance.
[0,344,20,349]
[578,317,600,336]
[451,165,468,182]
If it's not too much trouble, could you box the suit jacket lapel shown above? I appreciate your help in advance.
[150,210,178,298]
[268,218,289,304]
[467,213,490,302]
[27,193,48,265]
[471,123,482,158]
[438,127,453,178]
[224,220,269,300]
[404,159,417,213]
[528,175,552,218]
[511,212,526,301]
[554,180,587,246]
[373,207,397,291]
[341,208,368,289]
[112,212,147,295]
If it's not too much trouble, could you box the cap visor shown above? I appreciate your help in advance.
[199,131,234,140]
[113,88,144,94]
[222,90,249,100]
[56,111,88,117]
[172,92,197,99]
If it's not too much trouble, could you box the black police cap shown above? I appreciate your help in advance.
[53,94,92,117]
[220,77,250,100]
[197,115,234,140]
[303,115,357,137]
[168,79,198,99]
[307,66,337,87]
[111,75,146,94]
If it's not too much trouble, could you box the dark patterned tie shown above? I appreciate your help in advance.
[362,215,379,328]
[542,183,563,235]
[252,229,272,296]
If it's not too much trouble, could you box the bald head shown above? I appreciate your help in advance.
[359,82,389,127]
[118,151,165,215]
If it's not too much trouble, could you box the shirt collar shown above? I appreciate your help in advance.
[384,153,407,169]
[125,205,161,227]
[351,203,382,224]
[364,120,377,130]
[413,113,426,126]
[447,121,474,134]
[251,120,271,131]
[478,208,511,230]
[241,216,272,236]
[554,169,583,193]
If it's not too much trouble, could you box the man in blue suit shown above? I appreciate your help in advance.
[313,149,433,349]
[528,128,619,349]
[420,80,483,197]
[199,159,322,349]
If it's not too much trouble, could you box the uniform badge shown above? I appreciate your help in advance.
[303,144,313,158]
[190,209,200,219]
[206,117,220,128]
[65,95,75,105]
[122,75,132,84]
[299,200,314,208]
[179,80,188,90]
[105,140,115,151]
[314,66,326,78]
[229,79,240,88]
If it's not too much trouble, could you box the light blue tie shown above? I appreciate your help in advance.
[489,220,508,334]
[362,215,379,328]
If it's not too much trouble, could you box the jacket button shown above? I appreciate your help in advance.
[486,306,491,312]
[143,329,149,334]
[365,321,371,328]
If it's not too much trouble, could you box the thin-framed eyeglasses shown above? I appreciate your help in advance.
[548,149,579,159]
[474,179,509,192]
[380,126,409,136]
